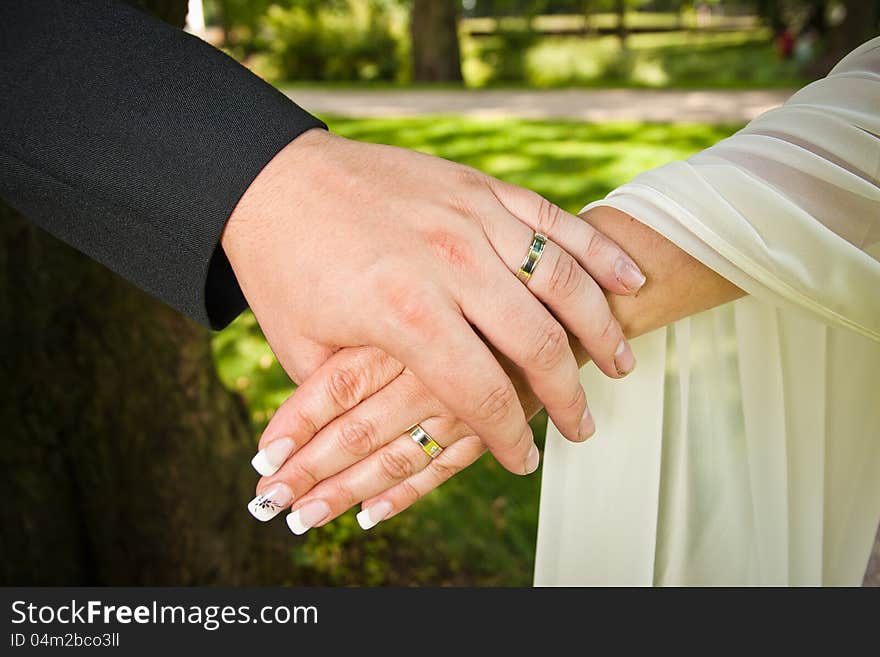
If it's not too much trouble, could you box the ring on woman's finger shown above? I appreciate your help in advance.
[516,232,548,284]
[408,423,443,458]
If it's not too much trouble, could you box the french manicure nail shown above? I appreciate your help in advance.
[525,443,540,475]
[356,500,393,531]
[286,499,331,536]
[614,339,636,376]
[578,407,596,441]
[247,482,294,522]
[615,258,646,292]
[251,437,296,477]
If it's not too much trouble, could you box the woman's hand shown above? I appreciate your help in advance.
[247,345,544,531]
[222,128,643,478]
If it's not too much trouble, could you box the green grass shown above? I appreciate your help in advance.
[212,116,738,585]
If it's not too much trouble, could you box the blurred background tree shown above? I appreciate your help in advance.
[411,0,464,81]
[0,0,297,586]
[196,0,876,88]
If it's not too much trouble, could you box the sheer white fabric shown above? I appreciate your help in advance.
[535,38,880,586]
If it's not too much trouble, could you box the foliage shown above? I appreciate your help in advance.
[213,116,737,585]
[262,1,401,82]
[221,0,404,82]
[465,26,804,87]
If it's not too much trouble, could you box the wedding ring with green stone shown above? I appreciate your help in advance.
[516,232,547,284]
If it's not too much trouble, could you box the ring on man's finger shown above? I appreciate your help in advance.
[516,232,547,284]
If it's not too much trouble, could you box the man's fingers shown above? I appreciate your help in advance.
[371,302,537,476]
[251,346,403,477]
[359,435,486,527]
[486,178,646,295]
[274,337,336,385]
[462,217,591,442]
[514,238,634,381]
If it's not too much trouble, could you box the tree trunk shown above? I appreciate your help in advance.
[615,0,627,46]
[582,0,592,36]
[410,0,463,82]
[808,0,878,77]
[0,0,292,586]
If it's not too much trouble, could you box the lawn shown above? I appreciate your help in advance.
[212,116,738,586]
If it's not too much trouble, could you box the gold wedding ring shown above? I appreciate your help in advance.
[408,424,443,459]
[516,232,547,284]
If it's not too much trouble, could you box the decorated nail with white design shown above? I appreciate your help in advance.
[247,482,294,522]
[356,500,393,531]
[251,437,296,477]
[286,500,331,535]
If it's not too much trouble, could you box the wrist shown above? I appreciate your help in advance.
[220,127,334,275]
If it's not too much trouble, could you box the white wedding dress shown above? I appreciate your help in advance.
[535,38,880,586]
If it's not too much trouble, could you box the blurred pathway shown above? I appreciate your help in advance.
[284,88,794,123]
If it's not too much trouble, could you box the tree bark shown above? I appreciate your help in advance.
[410,0,463,82]
[0,0,291,586]
[615,0,627,45]
[808,0,878,77]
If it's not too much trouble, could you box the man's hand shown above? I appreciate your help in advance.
[223,129,644,477]
[245,205,745,533]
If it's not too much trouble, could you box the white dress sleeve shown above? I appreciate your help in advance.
[536,38,880,587]
[583,37,880,341]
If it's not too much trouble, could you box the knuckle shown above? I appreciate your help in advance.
[398,480,422,505]
[599,313,620,342]
[536,198,563,235]
[448,194,484,227]
[529,320,568,368]
[290,406,320,440]
[474,382,518,424]
[511,426,533,454]
[380,281,437,340]
[584,229,609,261]
[427,456,460,482]
[401,370,436,410]
[329,479,357,507]
[456,166,489,190]
[327,366,364,409]
[459,434,487,457]
[337,418,377,457]
[290,460,319,491]
[563,384,586,414]
[546,252,582,300]
[423,228,475,271]
[379,447,418,481]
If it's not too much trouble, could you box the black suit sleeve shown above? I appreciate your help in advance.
[0,0,326,328]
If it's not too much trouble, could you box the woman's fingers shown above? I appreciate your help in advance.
[358,435,486,530]
[252,370,440,515]
[251,346,403,477]
[486,177,646,295]
[283,416,471,535]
